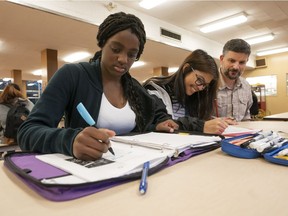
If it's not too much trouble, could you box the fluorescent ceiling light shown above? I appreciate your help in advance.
[200,12,248,33]
[3,78,12,81]
[168,67,178,73]
[131,61,145,68]
[32,69,42,76]
[139,0,166,9]
[257,47,288,56]
[63,51,91,63]
[245,33,274,45]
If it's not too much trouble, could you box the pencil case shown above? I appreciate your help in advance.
[221,133,288,166]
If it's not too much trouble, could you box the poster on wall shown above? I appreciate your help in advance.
[246,75,277,96]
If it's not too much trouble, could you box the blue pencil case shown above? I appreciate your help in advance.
[221,133,288,166]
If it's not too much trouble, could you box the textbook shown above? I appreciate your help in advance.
[4,132,222,201]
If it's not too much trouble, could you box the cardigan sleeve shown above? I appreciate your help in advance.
[176,116,205,132]
[17,64,82,156]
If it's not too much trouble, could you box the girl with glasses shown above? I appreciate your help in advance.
[143,49,229,135]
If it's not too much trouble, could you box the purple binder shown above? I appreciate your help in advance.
[4,144,219,201]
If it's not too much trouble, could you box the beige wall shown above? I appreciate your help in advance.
[243,52,288,115]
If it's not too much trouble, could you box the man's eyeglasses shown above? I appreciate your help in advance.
[191,66,210,89]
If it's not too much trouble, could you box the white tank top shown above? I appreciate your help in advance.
[96,93,136,135]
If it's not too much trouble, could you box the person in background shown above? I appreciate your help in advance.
[250,90,259,117]
[18,12,178,161]
[216,38,253,122]
[143,49,229,135]
[0,83,34,144]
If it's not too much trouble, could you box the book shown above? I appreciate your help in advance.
[36,132,221,184]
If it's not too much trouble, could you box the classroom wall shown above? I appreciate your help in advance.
[243,52,288,115]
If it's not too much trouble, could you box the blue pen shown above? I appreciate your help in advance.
[139,161,149,195]
[76,102,115,155]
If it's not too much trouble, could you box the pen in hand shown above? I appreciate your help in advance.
[139,161,149,195]
[76,102,115,156]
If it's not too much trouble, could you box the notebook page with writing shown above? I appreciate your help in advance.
[36,142,173,184]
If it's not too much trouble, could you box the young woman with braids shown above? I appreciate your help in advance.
[18,12,178,161]
[143,49,233,135]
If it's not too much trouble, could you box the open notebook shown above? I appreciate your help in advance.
[36,132,221,184]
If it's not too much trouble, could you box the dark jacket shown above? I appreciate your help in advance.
[250,90,259,116]
[18,61,171,156]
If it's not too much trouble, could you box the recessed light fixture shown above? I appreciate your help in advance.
[3,78,12,82]
[200,12,248,33]
[139,0,166,9]
[63,51,91,63]
[245,33,274,45]
[32,69,42,76]
[131,61,145,68]
[257,47,288,56]
[168,67,178,73]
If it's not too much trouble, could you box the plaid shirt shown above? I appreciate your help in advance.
[216,73,253,121]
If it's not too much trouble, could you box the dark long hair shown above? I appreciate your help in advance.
[143,49,219,120]
[89,12,147,131]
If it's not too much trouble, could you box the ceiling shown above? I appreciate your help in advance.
[1,1,288,82]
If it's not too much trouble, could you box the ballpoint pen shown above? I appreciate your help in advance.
[139,161,149,195]
[76,102,115,156]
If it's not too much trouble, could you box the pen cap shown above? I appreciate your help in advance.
[76,103,96,126]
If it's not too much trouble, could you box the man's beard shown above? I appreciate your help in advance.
[223,69,241,80]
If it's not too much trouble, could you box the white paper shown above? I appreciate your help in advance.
[37,142,172,184]
[222,126,260,137]
[111,132,221,152]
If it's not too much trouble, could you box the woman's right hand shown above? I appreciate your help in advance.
[72,127,116,161]
[203,118,228,135]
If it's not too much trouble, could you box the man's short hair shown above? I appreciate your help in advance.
[222,39,251,56]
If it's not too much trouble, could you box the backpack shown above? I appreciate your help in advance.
[4,101,30,142]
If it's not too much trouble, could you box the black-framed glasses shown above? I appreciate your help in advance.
[191,66,209,89]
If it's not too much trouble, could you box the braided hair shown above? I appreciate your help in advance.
[90,12,147,131]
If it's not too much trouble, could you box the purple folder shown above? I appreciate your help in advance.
[4,144,219,201]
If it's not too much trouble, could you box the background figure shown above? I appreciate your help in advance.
[0,83,34,144]
[18,12,178,161]
[216,38,253,122]
[143,49,228,135]
[250,90,259,117]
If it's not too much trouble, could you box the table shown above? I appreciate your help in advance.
[263,112,288,121]
[1,121,288,216]
[238,120,288,137]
